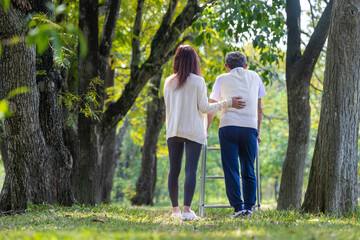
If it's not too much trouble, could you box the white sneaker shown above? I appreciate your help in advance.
[182,210,200,221]
[171,211,182,220]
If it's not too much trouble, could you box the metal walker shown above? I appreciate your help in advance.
[198,142,261,217]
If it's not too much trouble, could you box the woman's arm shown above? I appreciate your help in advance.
[197,79,245,114]
[197,79,230,114]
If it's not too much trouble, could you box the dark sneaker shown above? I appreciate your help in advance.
[231,209,252,218]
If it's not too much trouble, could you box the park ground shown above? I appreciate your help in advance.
[0,204,360,239]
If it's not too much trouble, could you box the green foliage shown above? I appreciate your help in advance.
[0,0,10,11]
[0,87,29,121]
[6,86,29,99]
[27,5,87,59]
[1,204,360,239]
[60,77,104,124]
[193,0,286,84]
[0,100,10,120]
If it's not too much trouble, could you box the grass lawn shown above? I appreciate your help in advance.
[0,204,359,239]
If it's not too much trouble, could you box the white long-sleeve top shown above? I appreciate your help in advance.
[164,73,232,144]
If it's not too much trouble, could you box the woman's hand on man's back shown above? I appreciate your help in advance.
[231,97,246,109]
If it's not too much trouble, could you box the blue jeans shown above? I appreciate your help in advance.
[219,126,257,211]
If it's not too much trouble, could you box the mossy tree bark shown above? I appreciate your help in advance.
[0,0,73,213]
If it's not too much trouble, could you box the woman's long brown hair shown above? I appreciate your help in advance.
[172,45,201,89]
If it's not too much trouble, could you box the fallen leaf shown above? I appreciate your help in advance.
[92,219,105,223]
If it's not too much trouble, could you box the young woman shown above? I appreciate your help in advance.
[163,45,244,220]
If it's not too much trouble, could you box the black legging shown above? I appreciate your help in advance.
[167,137,202,207]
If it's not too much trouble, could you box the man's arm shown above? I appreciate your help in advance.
[257,98,263,143]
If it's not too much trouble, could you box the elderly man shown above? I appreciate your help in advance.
[207,51,266,218]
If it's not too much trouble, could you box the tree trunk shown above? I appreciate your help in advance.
[72,0,121,204]
[99,0,121,81]
[302,0,360,215]
[278,64,311,209]
[62,58,80,196]
[100,127,117,202]
[72,0,102,204]
[0,44,62,211]
[277,0,333,210]
[99,64,117,203]
[113,116,130,202]
[131,69,165,205]
[274,176,278,201]
[0,2,73,213]
[36,46,74,206]
[0,135,8,173]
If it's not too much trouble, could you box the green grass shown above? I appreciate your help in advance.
[0,204,360,239]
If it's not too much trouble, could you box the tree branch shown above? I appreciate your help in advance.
[164,34,194,63]
[99,0,122,63]
[163,0,180,27]
[301,0,333,74]
[149,0,201,62]
[149,0,180,58]
[131,0,145,73]
[301,30,311,38]
[286,0,302,69]
[314,71,324,84]
[307,0,316,28]
[310,83,323,92]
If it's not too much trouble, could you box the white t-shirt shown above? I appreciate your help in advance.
[210,67,267,101]
[209,67,266,129]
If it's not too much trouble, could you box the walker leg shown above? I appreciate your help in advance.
[255,143,261,213]
[199,143,207,217]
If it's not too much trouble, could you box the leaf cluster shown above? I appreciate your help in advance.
[193,0,286,84]
[26,4,87,60]
[60,77,104,125]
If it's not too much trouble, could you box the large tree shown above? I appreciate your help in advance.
[70,0,122,204]
[302,0,359,215]
[277,0,333,210]
[72,0,214,204]
[0,0,73,213]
